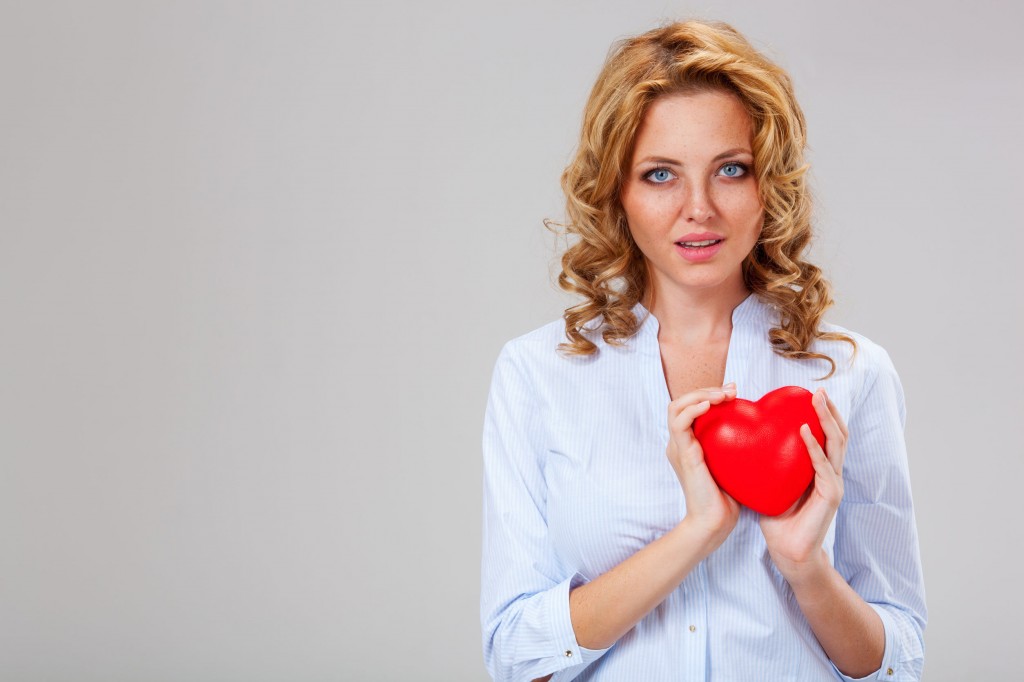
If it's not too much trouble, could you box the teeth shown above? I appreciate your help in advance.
[679,239,720,247]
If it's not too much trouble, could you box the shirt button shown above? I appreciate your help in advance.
[564,650,573,658]
[689,625,697,633]
[887,668,894,676]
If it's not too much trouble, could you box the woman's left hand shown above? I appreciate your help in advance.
[759,387,849,582]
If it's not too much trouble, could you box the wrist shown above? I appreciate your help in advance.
[772,547,832,590]
[678,513,734,555]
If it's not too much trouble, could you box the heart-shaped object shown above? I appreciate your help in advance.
[692,386,824,516]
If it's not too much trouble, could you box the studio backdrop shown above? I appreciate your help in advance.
[1,1,1021,680]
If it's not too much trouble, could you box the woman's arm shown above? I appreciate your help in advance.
[568,506,734,649]
[482,341,739,682]
[530,510,735,682]
[565,385,740,650]
[828,348,927,680]
[775,550,885,677]
[761,348,927,681]
[760,390,885,677]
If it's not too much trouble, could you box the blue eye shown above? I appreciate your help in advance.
[645,167,675,184]
[718,162,747,178]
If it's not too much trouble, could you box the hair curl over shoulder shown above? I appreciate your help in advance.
[551,19,855,378]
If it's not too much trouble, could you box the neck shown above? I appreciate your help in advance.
[643,278,751,344]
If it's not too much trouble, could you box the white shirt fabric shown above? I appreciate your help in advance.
[480,293,926,681]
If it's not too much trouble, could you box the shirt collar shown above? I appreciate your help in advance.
[631,292,769,340]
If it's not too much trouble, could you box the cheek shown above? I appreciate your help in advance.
[718,187,764,233]
[622,187,676,236]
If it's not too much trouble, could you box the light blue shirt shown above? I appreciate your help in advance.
[480,294,926,681]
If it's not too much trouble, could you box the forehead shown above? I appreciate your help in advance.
[632,90,753,157]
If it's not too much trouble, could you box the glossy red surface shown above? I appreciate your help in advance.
[692,386,825,516]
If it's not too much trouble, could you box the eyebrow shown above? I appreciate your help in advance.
[635,148,753,166]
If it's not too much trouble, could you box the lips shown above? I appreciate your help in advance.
[675,231,724,247]
[677,239,722,248]
[674,233,725,262]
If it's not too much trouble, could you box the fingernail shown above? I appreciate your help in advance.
[724,381,736,388]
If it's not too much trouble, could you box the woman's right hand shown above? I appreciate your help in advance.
[544,382,744,655]
[666,383,741,547]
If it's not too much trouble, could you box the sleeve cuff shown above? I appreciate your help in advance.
[832,604,900,681]
[547,573,612,682]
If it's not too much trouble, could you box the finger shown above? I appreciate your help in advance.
[820,390,848,473]
[812,390,846,475]
[821,389,849,440]
[668,384,737,417]
[670,399,713,434]
[801,423,842,506]
[721,489,739,508]
[800,423,834,478]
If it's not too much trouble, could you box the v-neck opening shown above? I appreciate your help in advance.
[635,293,757,405]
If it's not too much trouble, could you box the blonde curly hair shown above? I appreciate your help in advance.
[553,19,854,377]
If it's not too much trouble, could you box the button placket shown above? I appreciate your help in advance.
[688,561,710,679]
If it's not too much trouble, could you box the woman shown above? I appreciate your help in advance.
[480,20,926,682]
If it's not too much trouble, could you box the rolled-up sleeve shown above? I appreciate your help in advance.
[831,344,927,681]
[481,342,611,682]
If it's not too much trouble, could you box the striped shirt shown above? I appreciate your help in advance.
[480,293,926,681]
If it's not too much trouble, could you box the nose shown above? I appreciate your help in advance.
[683,181,714,223]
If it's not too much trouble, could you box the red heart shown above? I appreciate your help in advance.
[692,386,824,516]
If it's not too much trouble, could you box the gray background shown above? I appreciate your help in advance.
[1,1,1021,680]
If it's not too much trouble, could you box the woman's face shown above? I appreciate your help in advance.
[620,89,764,301]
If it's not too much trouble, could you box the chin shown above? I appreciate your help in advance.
[674,270,742,291]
